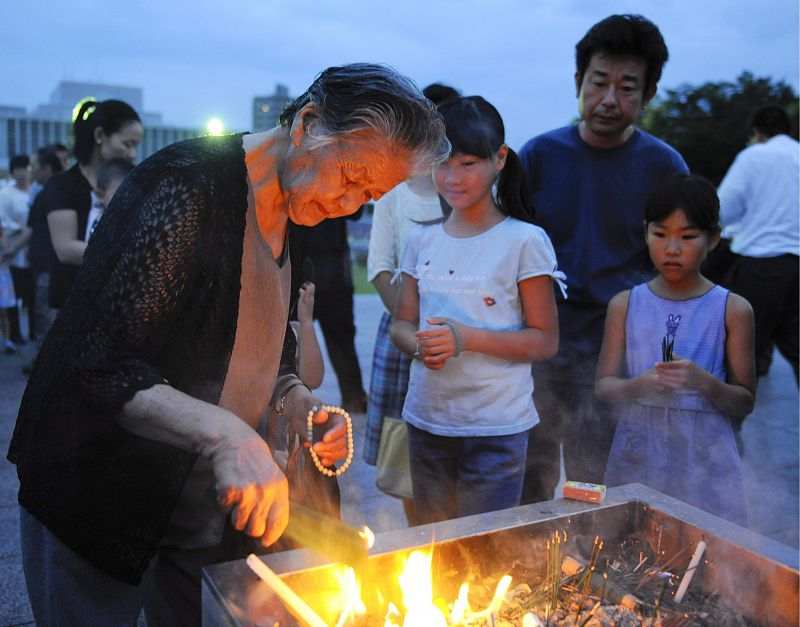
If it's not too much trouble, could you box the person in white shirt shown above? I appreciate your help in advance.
[0,154,32,345]
[718,105,798,382]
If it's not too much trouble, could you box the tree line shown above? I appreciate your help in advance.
[640,72,798,185]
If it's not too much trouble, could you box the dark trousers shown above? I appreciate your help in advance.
[729,254,799,382]
[8,266,34,341]
[522,379,617,504]
[313,288,365,399]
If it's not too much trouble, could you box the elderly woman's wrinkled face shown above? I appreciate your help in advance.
[283,132,411,226]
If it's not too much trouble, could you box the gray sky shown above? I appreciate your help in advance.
[3,0,798,150]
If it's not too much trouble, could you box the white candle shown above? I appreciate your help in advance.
[674,540,707,603]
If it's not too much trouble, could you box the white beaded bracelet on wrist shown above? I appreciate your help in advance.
[306,405,354,477]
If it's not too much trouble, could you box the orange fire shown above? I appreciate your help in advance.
[327,545,515,626]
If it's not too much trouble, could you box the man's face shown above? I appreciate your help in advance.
[11,165,30,188]
[55,149,70,170]
[30,155,51,184]
[575,52,653,147]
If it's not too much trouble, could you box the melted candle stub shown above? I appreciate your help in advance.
[562,481,606,503]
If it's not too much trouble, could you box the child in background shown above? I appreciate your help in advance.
[391,96,564,523]
[597,173,755,525]
[291,280,325,389]
[1,218,17,353]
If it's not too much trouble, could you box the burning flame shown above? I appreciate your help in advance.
[392,550,447,626]
[333,567,366,627]
[360,526,376,549]
[330,546,514,626]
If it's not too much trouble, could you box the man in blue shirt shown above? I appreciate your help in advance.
[519,14,688,503]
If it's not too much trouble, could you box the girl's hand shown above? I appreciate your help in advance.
[297,281,316,324]
[415,317,462,370]
[654,354,708,391]
[633,366,668,395]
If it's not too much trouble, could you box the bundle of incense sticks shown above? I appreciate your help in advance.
[661,335,674,362]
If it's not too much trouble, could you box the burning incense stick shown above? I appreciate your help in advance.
[246,554,328,627]
[674,540,707,603]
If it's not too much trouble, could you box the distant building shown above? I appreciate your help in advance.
[0,105,26,118]
[0,80,206,172]
[252,84,292,132]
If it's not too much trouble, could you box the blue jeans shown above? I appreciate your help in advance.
[20,507,255,626]
[20,507,146,626]
[407,424,528,524]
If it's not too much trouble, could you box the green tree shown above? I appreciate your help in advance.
[641,72,798,184]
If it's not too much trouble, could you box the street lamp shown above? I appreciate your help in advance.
[206,118,225,136]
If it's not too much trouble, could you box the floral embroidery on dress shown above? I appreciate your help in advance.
[661,313,681,362]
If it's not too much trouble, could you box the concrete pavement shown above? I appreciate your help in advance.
[1,294,797,625]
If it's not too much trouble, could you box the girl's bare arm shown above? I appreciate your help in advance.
[595,290,666,402]
[390,274,421,357]
[372,270,399,314]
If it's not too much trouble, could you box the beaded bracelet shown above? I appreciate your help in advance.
[306,405,354,477]
[277,380,310,417]
[441,319,463,357]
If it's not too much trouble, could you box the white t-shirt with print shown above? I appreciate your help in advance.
[399,216,565,437]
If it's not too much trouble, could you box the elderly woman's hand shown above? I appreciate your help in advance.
[283,383,349,466]
[206,419,290,547]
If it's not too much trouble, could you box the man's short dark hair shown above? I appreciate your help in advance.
[36,147,63,174]
[9,154,30,172]
[576,14,668,94]
[748,105,791,138]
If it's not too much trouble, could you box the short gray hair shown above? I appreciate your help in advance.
[280,63,450,173]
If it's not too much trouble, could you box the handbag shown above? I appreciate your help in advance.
[375,416,413,500]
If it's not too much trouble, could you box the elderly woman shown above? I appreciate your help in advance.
[8,63,448,625]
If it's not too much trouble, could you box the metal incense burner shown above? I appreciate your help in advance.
[202,484,799,626]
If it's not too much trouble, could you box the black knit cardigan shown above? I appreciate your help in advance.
[8,134,305,584]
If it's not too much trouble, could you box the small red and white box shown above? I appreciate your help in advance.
[562,481,606,504]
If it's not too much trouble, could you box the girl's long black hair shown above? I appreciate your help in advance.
[437,96,535,223]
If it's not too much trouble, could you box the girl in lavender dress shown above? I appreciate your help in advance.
[597,174,755,525]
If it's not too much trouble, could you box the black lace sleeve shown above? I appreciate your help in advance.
[67,169,208,412]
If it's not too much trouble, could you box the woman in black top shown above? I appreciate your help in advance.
[9,63,448,625]
[40,98,143,308]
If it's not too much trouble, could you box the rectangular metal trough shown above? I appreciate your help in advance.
[202,484,799,626]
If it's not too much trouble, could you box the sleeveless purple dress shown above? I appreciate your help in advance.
[604,283,746,525]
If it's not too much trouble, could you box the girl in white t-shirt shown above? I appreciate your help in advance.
[391,96,566,523]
